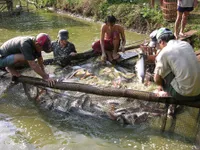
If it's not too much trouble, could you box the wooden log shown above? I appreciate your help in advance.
[44,44,141,66]
[15,75,200,108]
[44,49,98,66]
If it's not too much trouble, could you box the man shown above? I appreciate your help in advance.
[0,33,55,85]
[174,0,198,39]
[152,27,200,101]
[51,29,77,65]
[92,15,126,62]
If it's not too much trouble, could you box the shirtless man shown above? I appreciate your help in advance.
[100,15,126,62]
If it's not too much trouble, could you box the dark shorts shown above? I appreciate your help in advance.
[163,72,200,101]
[0,55,15,67]
[178,6,194,12]
[92,39,113,54]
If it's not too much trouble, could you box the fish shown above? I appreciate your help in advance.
[135,54,146,83]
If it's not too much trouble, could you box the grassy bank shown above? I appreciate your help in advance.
[42,0,200,49]
[45,0,163,33]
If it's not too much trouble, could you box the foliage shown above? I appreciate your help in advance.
[37,0,200,47]
[140,4,163,23]
[107,0,148,4]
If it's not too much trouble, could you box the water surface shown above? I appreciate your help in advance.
[0,10,198,150]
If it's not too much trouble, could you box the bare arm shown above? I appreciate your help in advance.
[100,24,106,55]
[194,0,198,7]
[120,26,126,52]
[37,57,45,72]
[121,27,126,45]
[28,60,48,79]
[154,73,164,86]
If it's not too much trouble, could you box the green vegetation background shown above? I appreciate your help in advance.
[38,0,200,49]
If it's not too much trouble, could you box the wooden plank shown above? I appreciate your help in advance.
[118,50,138,62]
[179,30,197,40]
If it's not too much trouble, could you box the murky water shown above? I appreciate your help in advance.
[0,10,199,150]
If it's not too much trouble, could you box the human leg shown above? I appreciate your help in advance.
[105,50,113,62]
[179,11,190,36]
[5,54,25,77]
[174,11,183,39]
[112,38,120,60]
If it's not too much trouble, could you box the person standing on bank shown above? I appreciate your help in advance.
[51,29,77,65]
[151,28,200,100]
[174,0,198,39]
[92,15,126,62]
[0,33,55,86]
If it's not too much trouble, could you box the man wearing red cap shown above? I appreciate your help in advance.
[0,33,55,85]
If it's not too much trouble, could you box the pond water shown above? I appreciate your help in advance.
[0,10,199,150]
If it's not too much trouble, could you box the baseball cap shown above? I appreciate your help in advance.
[156,28,173,40]
[36,33,51,53]
[149,29,158,47]
[58,29,69,40]
[149,28,173,47]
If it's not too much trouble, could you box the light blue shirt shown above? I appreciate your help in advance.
[178,0,194,7]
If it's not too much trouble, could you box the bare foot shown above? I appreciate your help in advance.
[112,53,120,60]
[174,33,179,39]
[179,32,187,37]
[6,67,21,77]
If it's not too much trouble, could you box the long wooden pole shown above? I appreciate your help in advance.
[16,75,200,108]
[44,44,141,66]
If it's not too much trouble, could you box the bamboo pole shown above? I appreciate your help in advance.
[16,75,200,108]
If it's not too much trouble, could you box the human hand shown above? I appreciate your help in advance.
[69,52,76,56]
[43,75,56,87]
[101,53,107,62]
[121,45,125,53]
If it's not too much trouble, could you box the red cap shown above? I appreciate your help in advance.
[36,33,51,53]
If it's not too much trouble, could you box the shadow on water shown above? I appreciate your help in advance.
[0,11,89,32]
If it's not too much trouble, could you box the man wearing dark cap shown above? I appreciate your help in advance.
[51,29,77,65]
[0,33,55,85]
[151,27,200,101]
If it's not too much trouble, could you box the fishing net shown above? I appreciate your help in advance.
[1,53,200,148]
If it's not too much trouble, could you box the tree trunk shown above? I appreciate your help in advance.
[15,75,200,108]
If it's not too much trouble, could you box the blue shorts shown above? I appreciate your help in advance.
[0,55,15,67]
[178,6,194,12]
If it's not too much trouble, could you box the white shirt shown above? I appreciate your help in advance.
[154,40,200,96]
[178,0,194,7]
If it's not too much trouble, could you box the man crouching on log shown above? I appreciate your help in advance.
[151,28,200,101]
[0,33,55,86]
